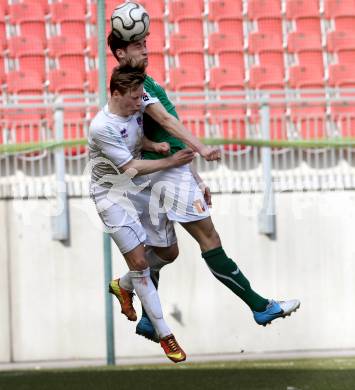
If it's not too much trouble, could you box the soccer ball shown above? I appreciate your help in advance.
[111,2,150,42]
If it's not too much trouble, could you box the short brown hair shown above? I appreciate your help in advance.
[110,59,146,96]
[107,31,129,61]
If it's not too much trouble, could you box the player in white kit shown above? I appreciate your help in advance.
[89,61,194,363]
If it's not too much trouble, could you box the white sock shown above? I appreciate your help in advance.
[129,267,171,338]
[119,273,133,291]
[145,247,172,272]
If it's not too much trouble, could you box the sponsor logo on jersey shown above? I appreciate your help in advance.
[120,128,128,138]
[193,199,206,213]
[142,93,149,102]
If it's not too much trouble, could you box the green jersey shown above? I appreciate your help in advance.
[142,75,186,160]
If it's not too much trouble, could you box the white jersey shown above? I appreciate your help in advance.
[88,89,158,187]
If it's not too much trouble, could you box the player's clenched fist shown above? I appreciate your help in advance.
[169,148,195,167]
[154,142,170,156]
[200,146,221,161]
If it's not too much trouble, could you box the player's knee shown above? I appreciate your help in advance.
[130,257,149,271]
[153,244,179,263]
[202,228,221,251]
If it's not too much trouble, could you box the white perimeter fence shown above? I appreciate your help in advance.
[1,89,355,199]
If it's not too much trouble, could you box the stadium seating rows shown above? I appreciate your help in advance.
[1,0,355,151]
[1,1,354,93]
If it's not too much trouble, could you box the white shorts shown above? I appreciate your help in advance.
[91,184,146,254]
[131,164,210,247]
[91,164,210,251]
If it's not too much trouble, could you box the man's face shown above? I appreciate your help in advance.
[117,84,144,115]
[117,37,148,67]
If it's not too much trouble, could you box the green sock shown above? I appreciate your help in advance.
[202,247,268,312]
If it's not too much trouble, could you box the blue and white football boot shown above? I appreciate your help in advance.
[253,299,300,326]
[136,314,160,343]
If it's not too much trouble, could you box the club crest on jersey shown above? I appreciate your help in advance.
[136,116,142,126]
[120,128,128,138]
[142,93,149,102]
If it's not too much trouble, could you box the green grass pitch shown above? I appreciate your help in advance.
[1,357,355,390]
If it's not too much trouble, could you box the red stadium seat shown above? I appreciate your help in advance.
[327,31,355,52]
[248,32,283,53]
[48,35,86,73]
[176,18,203,37]
[50,2,86,40]
[0,21,5,47]
[287,32,322,52]
[149,19,165,37]
[168,0,203,22]
[147,53,165,86]
[177,52,205,76]
[8,2,46,39]
[0,0,7,17]
[217,18,243,35]
[247,0,281,19]
[329,64,355,86]
[147,35,165,53]
[8,36,45,57]
[249,65,284,88]
[218,51,244,71]
[337,50,355,65]
[208,33,243,54]
[48,35,85,57]
[257,51,284,70]
[7,70,44,94]
[208,0,243,21]
[295,17,321,34]
[48,69,85,94]
[8,36,45,75]
[334,16,355,32]
[169,67,204,92]
[19,21,46,41]
[5,71,45,148]
[257,18,283,35]
[286,0,319,18]
[248,32,284,69]
[324,0,355,18]
[209,66,244,90]
[289,65,324,88]
[169,33,204,54]
[50,2,86,21]
[9,2,45,23]
[288,36,322,68]
[139,0,164,20]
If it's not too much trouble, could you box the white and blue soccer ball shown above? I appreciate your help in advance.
[111,2,150,42]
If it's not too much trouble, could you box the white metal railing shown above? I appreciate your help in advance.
[1,91,355,199]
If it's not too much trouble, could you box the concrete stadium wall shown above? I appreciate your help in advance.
[0,191,355,363]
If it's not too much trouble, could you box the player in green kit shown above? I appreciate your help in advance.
[107,3,301,343]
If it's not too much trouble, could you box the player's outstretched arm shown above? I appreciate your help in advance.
[142,136,170,155]
[145,102,221,162]
[120,148,195,176]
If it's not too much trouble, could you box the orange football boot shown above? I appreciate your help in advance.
[109,279,137,321]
